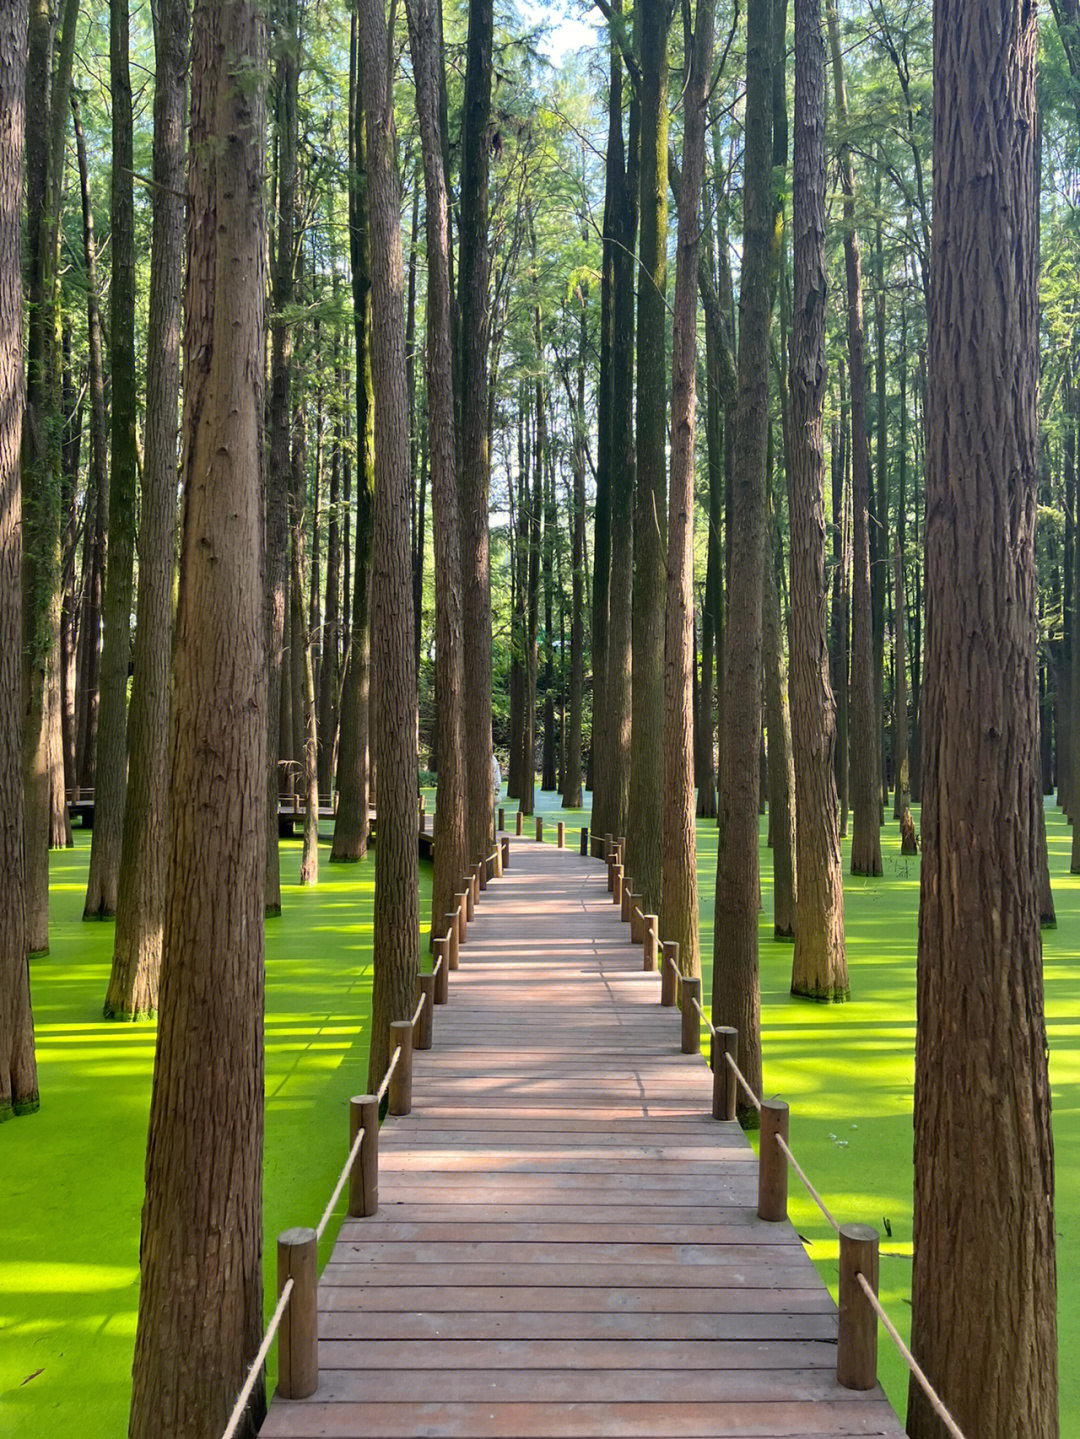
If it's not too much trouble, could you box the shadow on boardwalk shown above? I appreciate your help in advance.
[261,838,905,1438]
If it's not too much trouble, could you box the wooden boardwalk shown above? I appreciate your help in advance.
[261,837,905,1438]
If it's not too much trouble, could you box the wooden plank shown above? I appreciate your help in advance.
[316,1338,840,1370]
[317,1309,840,1343]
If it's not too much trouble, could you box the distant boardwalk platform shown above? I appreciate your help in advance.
[261,838,905,1438]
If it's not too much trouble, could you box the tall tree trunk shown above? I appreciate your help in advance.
[318,337,342,794]
[827,0,880,876]
[331,10,375,864]
[541,453,557,792]
[127,0,267,1423]
[405,0,468,944]
[1,0,39,1120]
[763,501,795,940]
[661,0,711,976]
[59,329,79,797]
[358,0,419,1087]
[892,298,910,822]
[787,0,846,999]
[290,389,319,885]
[71,91,107,801]
[459,0,494,864]
[713,0,772,1116]
[605,28,636,845]
[508,391,528,801]
[563,288,587,811]
[909,1,1057,1432]
[264,0,298,912]
[84,0,138,918]
[626,0,669,914]
[524,347,543,817]
[107,0,187,1019]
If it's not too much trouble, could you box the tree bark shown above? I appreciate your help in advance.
[909,2,1057,1431]
[84,0,138,918]
[786,0,847,999]
[1,0,39,1120]
[892,298,910,822]
[563,287,587,811]
[107,0,187,1019]
[318,335,343,796]
[826,0,880,876]
[291,400,319,887]
[358,0,419,1088]
[763,508,795,940]
[128,0,267,1424]
[661,0,711,976]
[713,0,772,1116]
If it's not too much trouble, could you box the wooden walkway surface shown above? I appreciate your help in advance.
[262,838,905,1438]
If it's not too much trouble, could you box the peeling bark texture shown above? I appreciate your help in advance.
[713,0,772,1117]
[84,0,138,919]
[127,0,267,1426]
[909,1,1057,1433]
[826,0,880,877]
[786,0,847,1000]
[332,13,375,865]
[661,0,711,978]
[459,0,494,864]
[107,0,187,1020]
[1,0,39,1120]
[405,0,468,945]
[626,0,669,915]
[358,0,419,1089]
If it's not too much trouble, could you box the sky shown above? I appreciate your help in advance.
[516,0,604,64]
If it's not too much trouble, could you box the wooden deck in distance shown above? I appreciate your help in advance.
[261,837,905,1439]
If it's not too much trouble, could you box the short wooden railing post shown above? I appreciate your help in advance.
[277,1227,318,1399]
[838,1224,880,1390]
[455,892,468,945]
[477,857,487,891]
[757,1098,789,1221]
[580,827,589,855]
[501,835,510,870]
[498,806,505,832]
[557,820,565,848]
[612,864,623,907]
[433,936,449,1004]
[621,877,633,924]
[630,896,643,944]
[419,808,426,835]
[535,816,544,843]
[660,941,679,1007]
[642,914,658,972]
[472,864,481,904]
[680,975,701,1054]
[515,810,523,836]
[445,913,460,971]
[388,1020,412,1116]
[415,974,434,1050]
[464,875,475,922]
[349,1095,379,1217]
[606,851,615,892]
[711,1026,738,1120]
[493,840,503,878]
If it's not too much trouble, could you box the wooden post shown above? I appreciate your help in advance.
[348,1095,379,1218]
[660,941,679,1007]
[630,898,643,944]
[445,913,460,970]
[680,975,701,1054]
[472,865,481,905]
[642,914,658,971]
[580,826,589,855]
[711,1026,738,1120]
[433,936,449,1005]
[501,835,510,870]
[621,877,633,924]
[606,852,615,892]
[604,832,613,860]
[557,820,565,848]
[535,816,544,843]
[455,892,468,944]
[415,974,434,1050]
[515,809,523,836]
[494,839,503,877]
[612,864,623,906]
[388,1020,413,1116]
[838,1224,880,1390]
[477,857,487,891]
[757,1098,790,1221]
[464,876,475,921]
[276,1227,318,1398]
[419,808,426,835]
[498,806,505,832]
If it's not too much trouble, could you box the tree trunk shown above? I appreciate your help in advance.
[787,0,847,999]
[405,0,468,944]
[1,0,39,1120]
[508,391,528,801]
[827,0,880,876]
[713,0,771,1116]
[107,0,187,1019]
[763,508,795,940]
[661,0,710,975]
[524,347,543,817]
[892,299,910,821]
[291,393,319,886]
[59,329,79,798]
[626,0,669,915]
[563,287,587,811]
[459,0,494,864]
[541,454,557,793]
[127,0,267,1423]
[84,0,138,918]
[331,11,375,865]
[909,2,1057,1431]
[318,337,342,794]
[358,0,419,1088]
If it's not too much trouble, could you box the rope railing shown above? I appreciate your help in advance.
[220,1278,296,1439]
[855,1274,968,1439]
[316,1126,366,1241]
[375,1045,400,1106]
[591,826,966,1431]
[411,992,426,1029]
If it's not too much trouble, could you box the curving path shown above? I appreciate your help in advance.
[261,835,905,1438]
